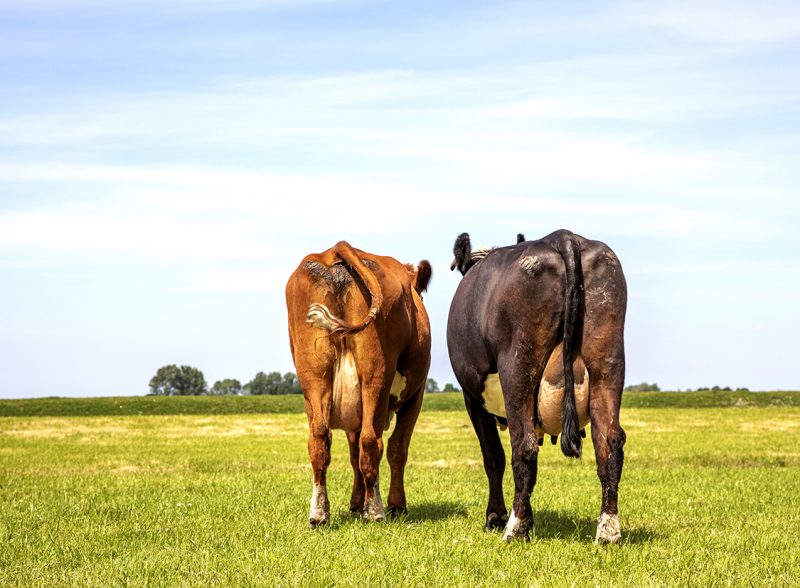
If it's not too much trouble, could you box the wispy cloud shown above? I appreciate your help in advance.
[622,0,800,44]
[1,0,799,395]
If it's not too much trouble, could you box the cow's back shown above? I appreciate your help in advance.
[287,244,428,432]
[447,241,567,371]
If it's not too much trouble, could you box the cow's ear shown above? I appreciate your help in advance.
[517,233,525,244]
[413,260,432,294]
[451,232,472,275]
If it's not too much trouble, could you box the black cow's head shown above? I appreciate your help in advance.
[452,232,527,276]
[450,232,473,276]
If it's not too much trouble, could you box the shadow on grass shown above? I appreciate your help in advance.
[405,500,470,523]
[328,500,469,529]
[532,509,659,544]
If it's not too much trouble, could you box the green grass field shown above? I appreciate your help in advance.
[1,393,799,586]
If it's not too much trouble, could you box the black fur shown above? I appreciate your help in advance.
[549,231,585,459]
[452,233,472,275]
[516,233,525,244]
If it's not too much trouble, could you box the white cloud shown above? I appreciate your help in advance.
[623,0,800,45]
[0,0,366,12]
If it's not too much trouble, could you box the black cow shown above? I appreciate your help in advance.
[447,229,627,543]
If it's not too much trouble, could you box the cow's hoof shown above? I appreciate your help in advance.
[309,484,330,529]
[349,505,363,517]
[309,516,328,529]
[501,510,532,543]
[595,513,621,545]
[484,512,508,532]
[362,495,386,522]
[388,506,408,518]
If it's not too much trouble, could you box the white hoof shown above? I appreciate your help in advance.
[362,479,385,522]
[362,495,385,522]
[501,510,531,543]
[595,512,621,544]
[309,483,330,528]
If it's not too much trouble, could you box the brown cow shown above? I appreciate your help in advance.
[286,241,432,527]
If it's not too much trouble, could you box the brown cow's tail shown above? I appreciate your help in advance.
[306,241,384,338]
[553,231,584,459]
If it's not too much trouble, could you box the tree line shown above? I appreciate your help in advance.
[148,365,302,396]
[624,382,751,393]
[149,365,461,396]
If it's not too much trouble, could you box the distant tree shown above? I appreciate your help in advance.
[425,378,440,393]
[282,372,302,394]
[248,371,277,395]
[442,383,460,392]
[624,382,661,393]
[211,378,243,396]
[149,364,207,396]
[247,371,302,395]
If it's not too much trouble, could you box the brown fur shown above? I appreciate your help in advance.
[286,241,432,525]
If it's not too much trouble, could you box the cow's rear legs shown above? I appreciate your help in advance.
[359,373,387,522]
[386,389,424,517]
[464,393,507,531]
[346,431,365,514]
[499,361,541,542]
[589,378,626,544]
[305,388,332,528]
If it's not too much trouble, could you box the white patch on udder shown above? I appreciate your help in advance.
[538,366,590,436]
[384,371,407,431]
[331,351,361,431]
[482,374,506,418]
[389,371,406,400]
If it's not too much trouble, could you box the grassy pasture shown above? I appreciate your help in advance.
[1,389,799,417]
[1,394,799,586]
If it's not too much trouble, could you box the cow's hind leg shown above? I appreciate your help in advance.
[359,371,388,522]
[386,389,424,517]
[346,431,365,514]
[499,359,541,542]
[464,393,508,531]
[589,371,626,544]
[304,383,332,528]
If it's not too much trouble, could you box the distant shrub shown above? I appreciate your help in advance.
[624,382,661,392]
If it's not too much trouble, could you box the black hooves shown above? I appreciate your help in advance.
[484,513,509,532]
[580,428,587,438]
[550,435,557,445]
[388,506,408,518]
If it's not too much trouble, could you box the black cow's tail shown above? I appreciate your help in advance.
[553,232,584,458]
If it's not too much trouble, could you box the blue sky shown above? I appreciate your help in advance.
[1,0,799,397]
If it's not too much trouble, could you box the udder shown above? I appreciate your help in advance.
[479,343,590,438]
[536,344,590,437]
